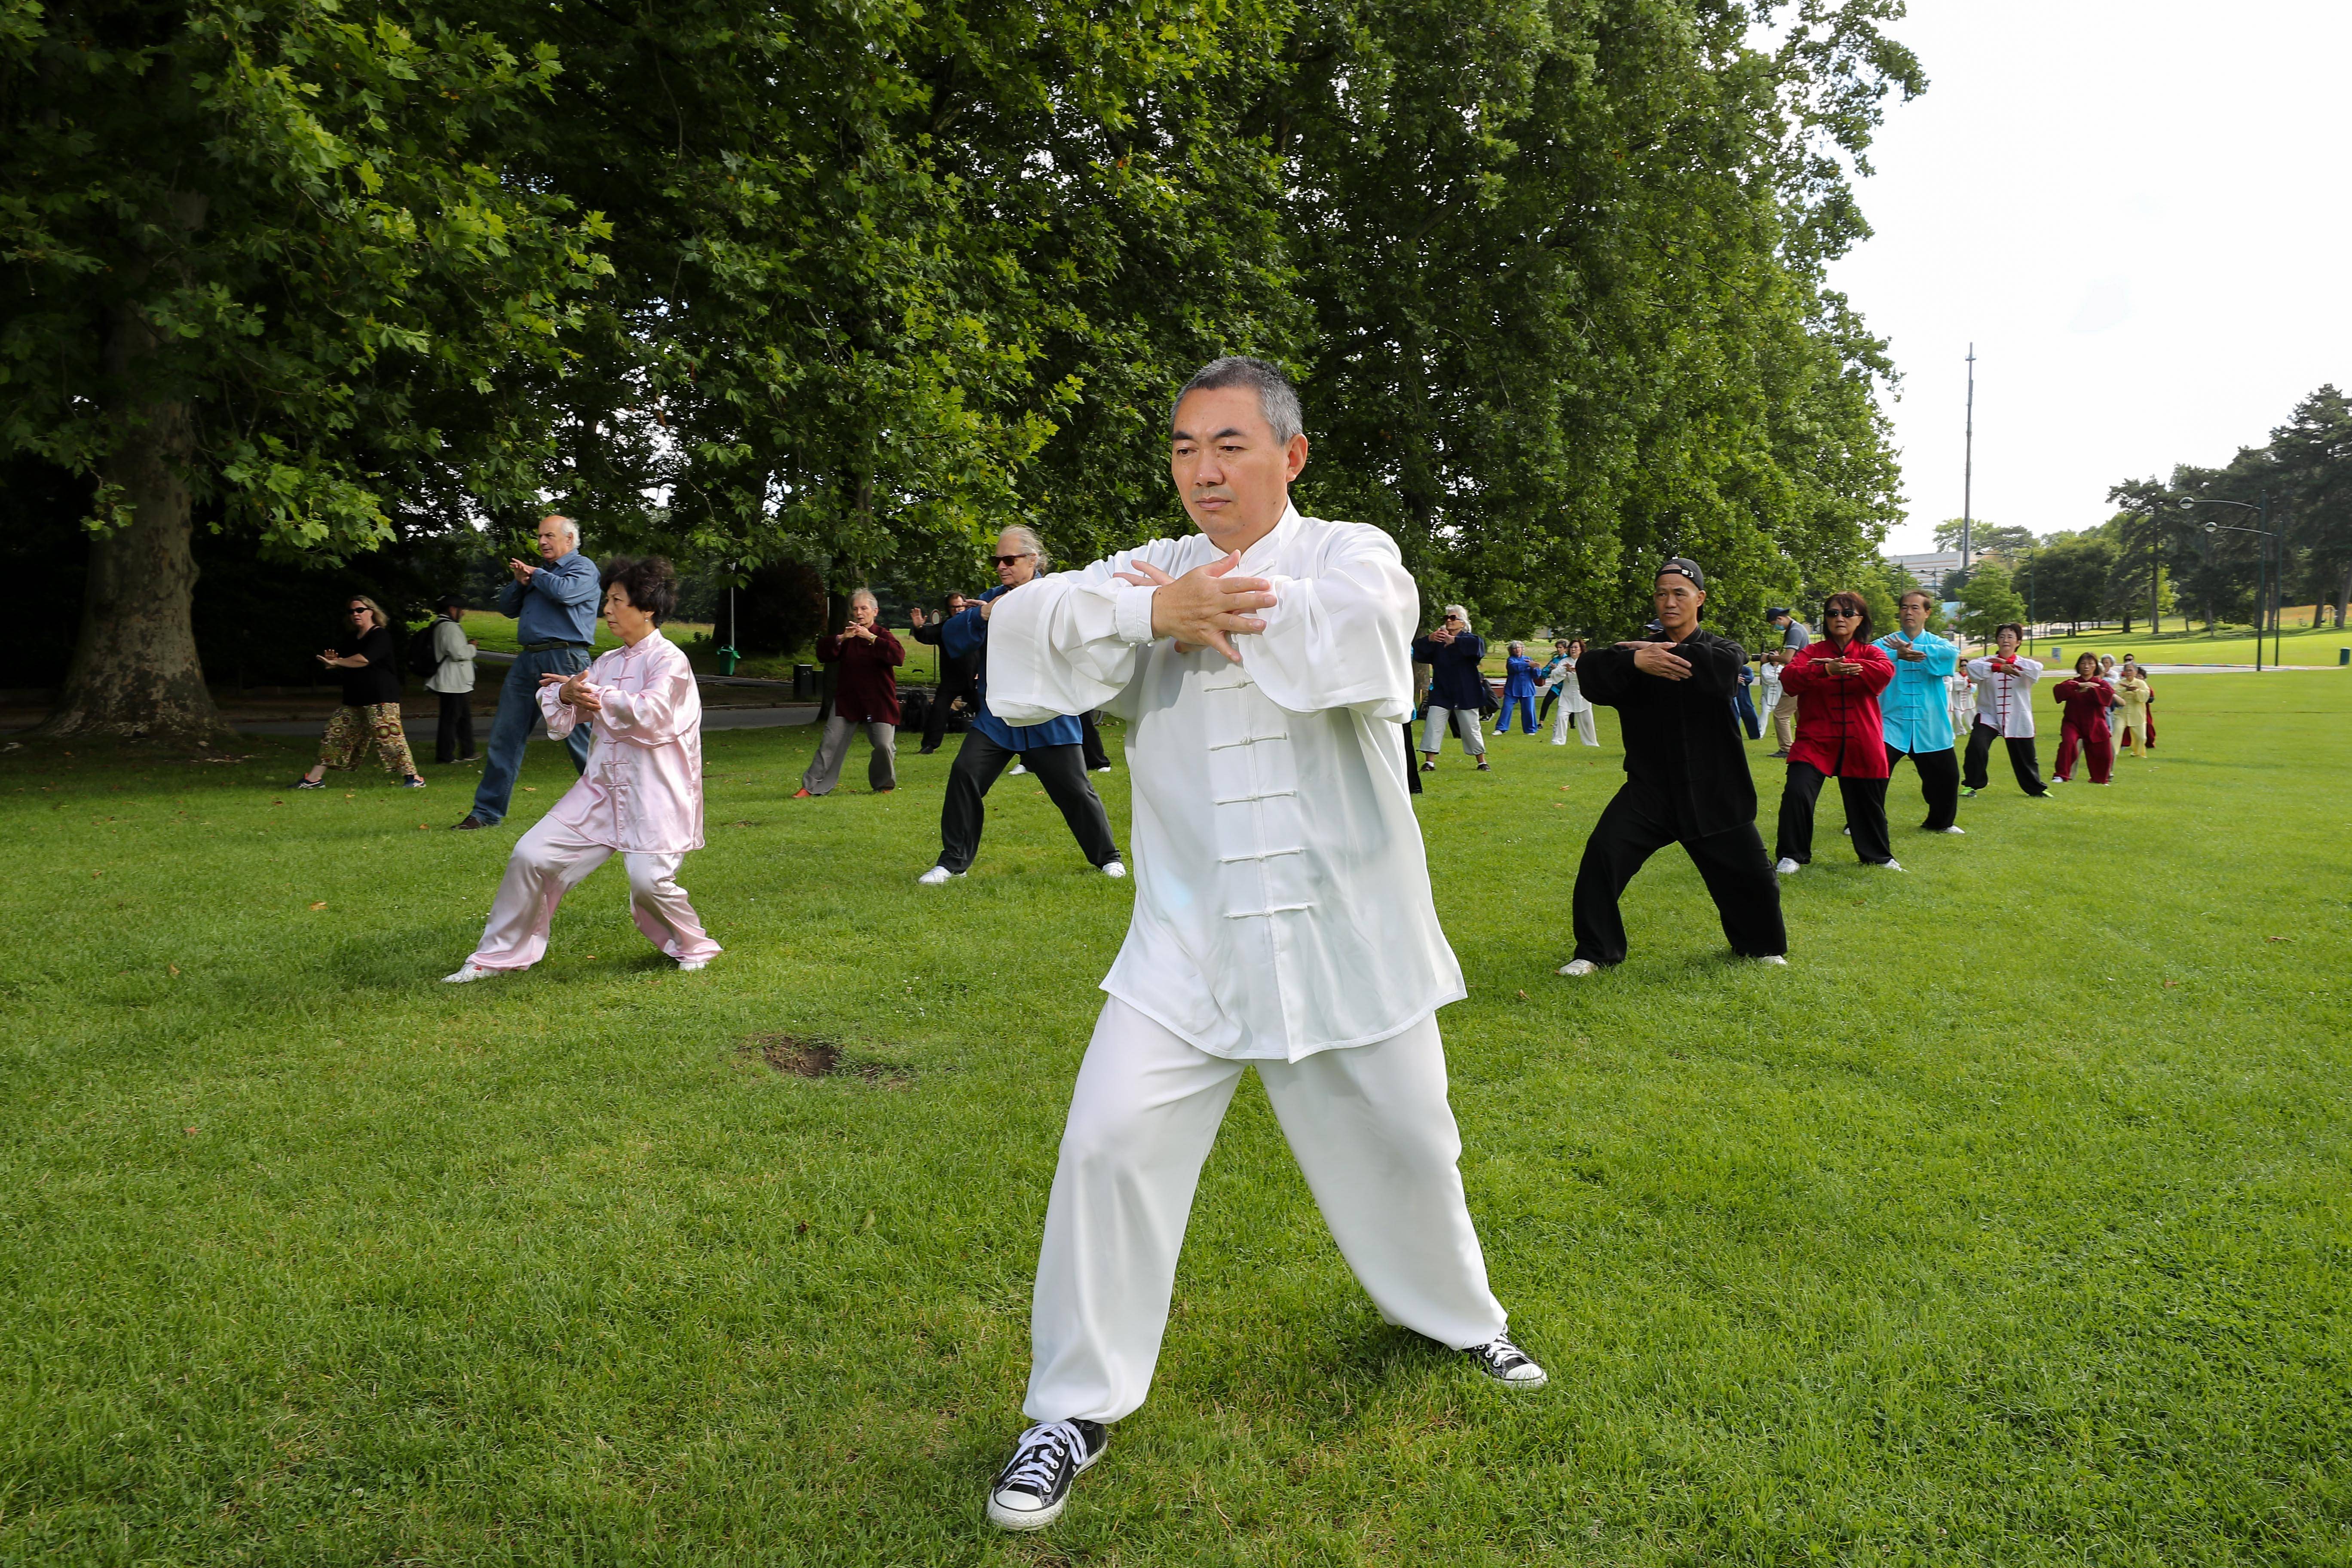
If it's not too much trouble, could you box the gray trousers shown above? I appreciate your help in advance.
[802,715,897,795]
[1420,705,1486,756]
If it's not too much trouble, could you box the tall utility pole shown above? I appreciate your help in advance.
[1961,344,1976,576]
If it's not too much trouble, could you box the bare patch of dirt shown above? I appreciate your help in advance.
[744,1034,913,1087]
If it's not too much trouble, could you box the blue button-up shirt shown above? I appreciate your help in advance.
[498,551,601,646]
[943,585,1084,751]
[1875,628,1959,753]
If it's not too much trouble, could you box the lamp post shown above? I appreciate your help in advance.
[2180,493,2281,671]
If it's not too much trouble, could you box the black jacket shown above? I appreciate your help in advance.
[1578,627,1756,838]
[1412,631,1488,708]
[911,617,979,687]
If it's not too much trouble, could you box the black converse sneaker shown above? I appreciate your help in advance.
[1465,1333,1549,1390]
[986,1418,1107,1531]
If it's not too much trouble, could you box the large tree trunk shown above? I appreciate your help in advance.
[2335,563,2350,629]
[40,294,231,744]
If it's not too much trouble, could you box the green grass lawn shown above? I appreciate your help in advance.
[2,675,2346,1565]
[2010,621,2350,668]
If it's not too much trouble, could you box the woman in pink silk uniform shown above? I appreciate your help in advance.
[445,556,721,981]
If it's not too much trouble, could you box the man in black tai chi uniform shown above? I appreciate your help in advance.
[1559,558,1788,975]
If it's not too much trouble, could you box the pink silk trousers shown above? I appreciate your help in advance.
[466,814,722,971]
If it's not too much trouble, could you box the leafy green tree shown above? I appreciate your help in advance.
[1257,0,1920,640]
[2013,533,2117,632]
[1930,518,2039,561]
[3,2,613,739]
[2269,385,2352,628]
[1955,560,2025,647]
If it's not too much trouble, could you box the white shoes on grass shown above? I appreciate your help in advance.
[1936,825,1966,834]
[1557,958,1601,977]
[442,963,497,984]
[1101,861,1127,879]
[917,865,965,885]
[1775,857,1801,876]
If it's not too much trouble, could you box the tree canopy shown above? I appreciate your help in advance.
[5,0,1925,736]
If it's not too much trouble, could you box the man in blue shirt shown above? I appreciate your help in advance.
[918,524,1124,882]
[453,514,600,830]
[1875,588,1964,835]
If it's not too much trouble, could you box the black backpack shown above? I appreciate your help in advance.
[406,622,442,680]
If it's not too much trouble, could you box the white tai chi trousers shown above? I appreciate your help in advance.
[1550,703,1597,746]
[466,815,722,971]
[1024,997,1508,1425]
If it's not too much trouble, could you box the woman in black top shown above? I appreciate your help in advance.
[297,594,425,789]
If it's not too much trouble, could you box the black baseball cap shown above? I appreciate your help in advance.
[1765,605,1790,619]
[1657,557,1706,590]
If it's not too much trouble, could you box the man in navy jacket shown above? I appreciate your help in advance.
[455,514,599,830]
[918,525,1123,883]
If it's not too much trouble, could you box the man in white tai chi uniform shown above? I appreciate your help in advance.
[976,356,1545,1532]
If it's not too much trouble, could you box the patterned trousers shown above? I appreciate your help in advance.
[317,702,418,779]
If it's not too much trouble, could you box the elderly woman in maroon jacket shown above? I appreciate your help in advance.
[797,588,905,796]
[1773,591,1901,874]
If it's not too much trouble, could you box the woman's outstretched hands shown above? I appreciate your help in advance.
[1114,551,1274,662]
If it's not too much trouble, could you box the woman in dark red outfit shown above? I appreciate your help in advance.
[1773,593,1900,874]
[797,588,905,796]
[2050,652,2115,785]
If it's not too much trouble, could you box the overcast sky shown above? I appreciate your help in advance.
[1828,0,2352,554]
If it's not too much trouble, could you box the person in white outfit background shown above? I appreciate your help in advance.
[444,556,722,982]
[1547,636,1597,746]
[974,355,1545,1533]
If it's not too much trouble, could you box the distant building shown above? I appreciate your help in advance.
[1885,550,1965,594]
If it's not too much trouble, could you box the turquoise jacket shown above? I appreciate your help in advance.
[1874,628,1959,752]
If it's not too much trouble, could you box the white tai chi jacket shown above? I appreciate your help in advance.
[986,505,1465,1063]
[1966,653,2043,739]
[538,629,706,853]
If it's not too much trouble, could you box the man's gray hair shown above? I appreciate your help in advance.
[998,523,1049,571]
[543,514,580,544]
[848,587,878,609]
[1172,356,1303,445]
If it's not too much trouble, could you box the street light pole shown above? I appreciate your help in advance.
[2187,493,2282,673]
[1961,345,1975,576]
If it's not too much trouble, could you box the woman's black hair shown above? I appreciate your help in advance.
[1821,591,1873,644]
[602,555,680,624]
[2075,651,2101,677]
[1995,622,2026,645]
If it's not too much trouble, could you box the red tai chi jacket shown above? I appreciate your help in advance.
[816,625,906,725]
[1781,637,1896,778]
[2052,676,2114,740]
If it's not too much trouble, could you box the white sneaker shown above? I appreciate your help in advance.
[1465,1334,1548,1389]
[1841,826,1851,836]
[1936,826,1966,834]
[1093,766,1113,773]
[677,957,710,972]
[1010,763,1028,775]
[1100,861,1127,879]
[1877,859,1905,872]
[442,963,499,984]
[2049,775,2068,785]
[1752,953,1789,966]
[1557,958,1601,977]
[1774,858,1801,876]
[987,1419,1107,1531]
[917,866,965,885]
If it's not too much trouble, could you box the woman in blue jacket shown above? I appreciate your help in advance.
[1411,604,1490,771]
[1494,642,1540,735]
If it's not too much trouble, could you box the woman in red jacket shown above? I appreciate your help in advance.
[1773,592,1901,874]
[797,588,906,796]
[2051,652,2115,785]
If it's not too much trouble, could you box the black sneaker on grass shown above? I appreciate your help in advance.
[986,1418,1106,1531]
[1465,1333,1549,1389]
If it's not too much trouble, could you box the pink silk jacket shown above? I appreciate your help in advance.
[537,629,705,853]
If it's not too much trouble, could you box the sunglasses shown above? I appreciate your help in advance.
[348,607,370,616]
[992,553,1035,568]
[1825,607,1861,617]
